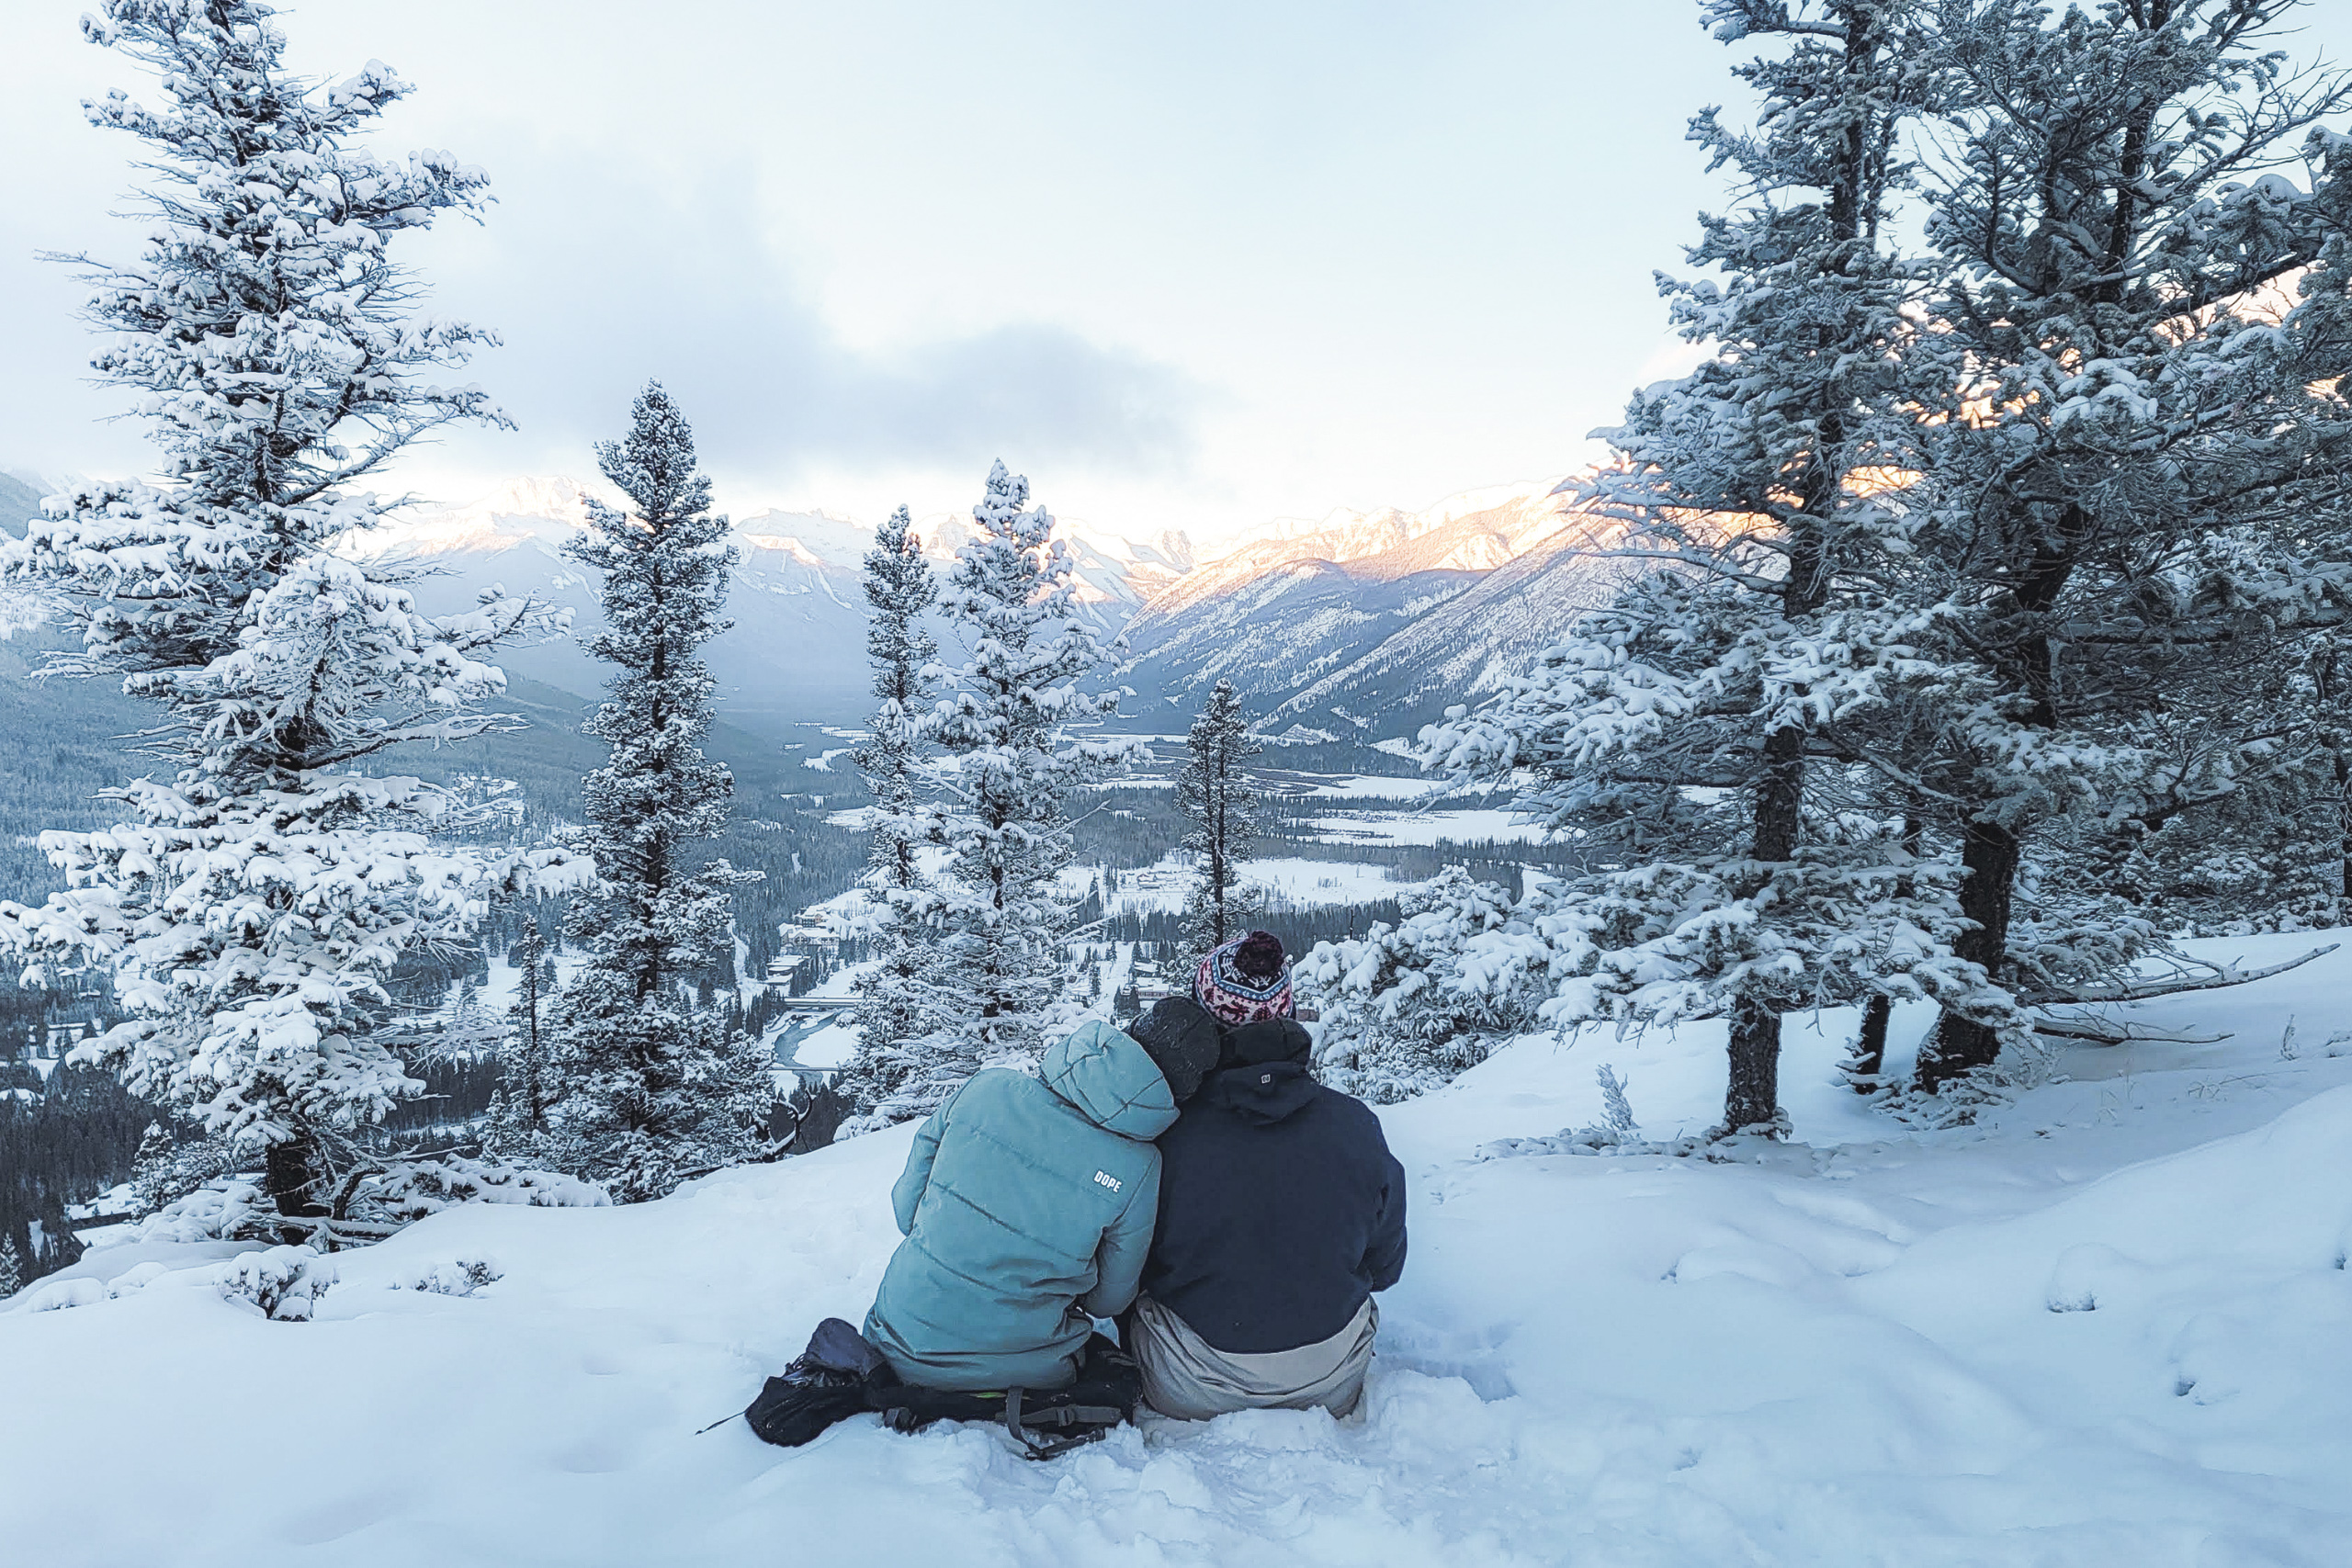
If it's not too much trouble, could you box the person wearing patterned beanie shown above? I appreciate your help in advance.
[1193,930,1294,1028]
[1130,929,1408,1422]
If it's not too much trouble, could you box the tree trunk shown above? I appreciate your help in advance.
[264,1130,328,1241]
[1724,996,1783,1134]
[1724,723,1808,1134]
[1913,487,2088,1092]
[1917,818,2021,1089]
[1849,806,1921,1090]
[1715,3,1878,1136]
[1849,994,1892,1089]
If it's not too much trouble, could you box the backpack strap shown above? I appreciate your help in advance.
[870,1384,1004,1432]
[1001,1387,1125,1460]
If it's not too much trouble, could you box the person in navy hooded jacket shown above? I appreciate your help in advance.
[1125,931,1407,1420]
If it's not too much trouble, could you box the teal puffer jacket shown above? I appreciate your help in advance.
[863,1021,1177,1391]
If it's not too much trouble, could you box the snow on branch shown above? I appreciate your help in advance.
[2019,943,2339,1009]
[2027,1016,2233,1047]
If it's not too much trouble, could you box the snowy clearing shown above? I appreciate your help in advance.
[5,931,2350,1564]
[1054,855,1416,916]
[1261,773,1458,802]
[776,1017,859,1071]
[1250,856,1415,906]
[1307,807,1549,847]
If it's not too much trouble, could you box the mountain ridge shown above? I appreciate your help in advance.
[2,463,1609,743]
[1110,479,1613,739]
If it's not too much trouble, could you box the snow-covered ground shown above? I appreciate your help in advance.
[1064,853,1419,916]
[1083,770,1460,803]
[6,931,2349,1564]
[468,950,588,1019]
[1308,807,1549,846]
[1250,856,1416,906]
[1270,773,1458,802]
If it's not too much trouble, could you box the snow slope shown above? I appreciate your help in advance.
[5,934,2349,1565]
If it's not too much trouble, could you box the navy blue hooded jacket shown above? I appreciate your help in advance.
[1140,1003,1408,1355]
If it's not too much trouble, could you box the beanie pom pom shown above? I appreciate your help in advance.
[1235,930,1285,982]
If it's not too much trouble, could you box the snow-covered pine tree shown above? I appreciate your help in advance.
[2043,693,2347,938]
[2283,169,2352,926]
[0,0,584,1235]
[2302,644,2352,922]
[538,385,772,1201]
[128,1119,231,1217]
[864,462,1137,1123]
[488,922,555,1154]
[1175,678,1265,975]
[1888,0,2352,1088]
[840,505,943,1122]
[0,1235,18,1298]
[1428,0,2009,1133]
[128,1122,175,1215]
[1300,866,1542,1102]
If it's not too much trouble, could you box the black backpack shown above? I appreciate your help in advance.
[740,1319,1140,1460]
[741,1317,888,1448]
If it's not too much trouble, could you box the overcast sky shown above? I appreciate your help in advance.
[5,2,2351,542]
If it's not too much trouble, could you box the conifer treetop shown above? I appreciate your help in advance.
[861,505,938,705]
[850,460,1137,1120]
[69,0,505,509]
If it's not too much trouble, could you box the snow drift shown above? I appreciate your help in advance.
[4,934,2350,1566]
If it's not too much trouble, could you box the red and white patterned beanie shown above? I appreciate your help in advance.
[1193,931,1293,1027]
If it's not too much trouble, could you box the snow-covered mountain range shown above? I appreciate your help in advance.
[346,478,884,733]
[340,477,1210,737]
[5,467,1611,744]
[1114,479,1618,740]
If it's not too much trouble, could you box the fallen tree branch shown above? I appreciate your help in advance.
[2018,943,2338,1007]
[2029,1015,2233,1046]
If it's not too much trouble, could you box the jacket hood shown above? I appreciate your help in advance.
[1199,1060,1320,1124]
[1127,998,1222,1105]
[1041,1019,1181,1140]
[1219,1017,1314,1070]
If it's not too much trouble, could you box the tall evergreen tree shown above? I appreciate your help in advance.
[841,506,942,1121]
[539,385,770,1201]
[1175,678,1265,974]
[488,923,555,1153]
[0,1235,19,1298]
[0,0,583,1232]
[1888,0,2352,1088]
[1419,2,2352,1113]
[1430,0,2008,1134]
[863,462,1135,1124]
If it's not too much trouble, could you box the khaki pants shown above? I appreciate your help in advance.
[1129,1293,1377,1421]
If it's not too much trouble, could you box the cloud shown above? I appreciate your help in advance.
[0,118,1204,493]
[413,144,1204,485]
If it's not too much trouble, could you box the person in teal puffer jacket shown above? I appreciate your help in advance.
[862,1016,1217,1391]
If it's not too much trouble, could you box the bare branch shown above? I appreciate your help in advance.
[2029,1015,2233,1046]
[2018,942,2338,1007]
